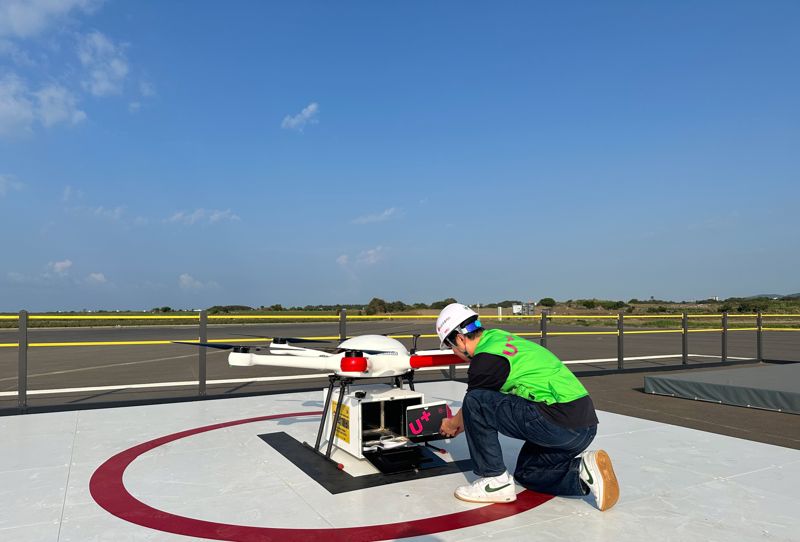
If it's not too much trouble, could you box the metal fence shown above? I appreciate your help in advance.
[2,309,799,413]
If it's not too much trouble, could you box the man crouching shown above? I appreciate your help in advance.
[437,303,619,511]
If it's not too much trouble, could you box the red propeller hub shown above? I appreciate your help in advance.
[340,355,368,373]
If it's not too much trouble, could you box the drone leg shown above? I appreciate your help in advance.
[406,370,415,391]
[325,378,350,459]
[393,376,403,389]
[314,375,338,452]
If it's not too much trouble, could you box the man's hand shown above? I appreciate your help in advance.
[440,409,464,438]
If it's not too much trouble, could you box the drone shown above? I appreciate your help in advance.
[175,334,466,462]
[175,334,463,380]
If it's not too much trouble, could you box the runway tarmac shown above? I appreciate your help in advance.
[1,321,793,384]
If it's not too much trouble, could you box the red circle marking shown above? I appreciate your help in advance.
[90,411,553,541]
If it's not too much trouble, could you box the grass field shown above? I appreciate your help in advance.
[0,311,341,328]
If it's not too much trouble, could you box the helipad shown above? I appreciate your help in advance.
[1,380,798,541]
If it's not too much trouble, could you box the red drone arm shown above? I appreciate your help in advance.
[408,353,464,369]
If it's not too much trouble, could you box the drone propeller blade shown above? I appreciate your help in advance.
[172,341,240,350]
[229,334,330,345]
[272,336,330,344]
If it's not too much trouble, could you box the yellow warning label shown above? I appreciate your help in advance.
[331,401,350,443]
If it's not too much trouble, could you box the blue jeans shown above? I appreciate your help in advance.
[461,388,596,496]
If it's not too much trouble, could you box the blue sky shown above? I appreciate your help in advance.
[1,1,798,311]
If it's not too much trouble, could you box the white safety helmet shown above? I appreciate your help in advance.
[436,303,481,348]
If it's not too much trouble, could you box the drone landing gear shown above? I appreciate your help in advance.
[304,374,352,462]
[394,370,415,391]
[305,371,418,462]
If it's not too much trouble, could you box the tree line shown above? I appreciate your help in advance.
[149,294,800,315]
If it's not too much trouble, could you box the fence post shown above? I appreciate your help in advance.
[497,306,502,322]
[198,310,207,397]
[756,311,763,362]
[339,308,347,342]
[18,310,28,411]
[682,311,688,365]
[540,311,548,348]
[617,311,624,370]
[721,311,728,363]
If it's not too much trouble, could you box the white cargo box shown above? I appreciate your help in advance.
[322,384,424,459]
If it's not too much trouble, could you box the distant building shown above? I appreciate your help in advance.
[512,303,535,315]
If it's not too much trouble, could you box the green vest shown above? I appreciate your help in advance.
[473,328,589,405]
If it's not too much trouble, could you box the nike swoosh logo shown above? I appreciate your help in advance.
[582,460,593,484]
[485,483,511,493]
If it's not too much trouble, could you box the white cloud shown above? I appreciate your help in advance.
[178,273,201,289]
[336,246,387,270]
[357,246,385,265]
[208,209,239,223]
[5,258,110,287]
[62,185,76,202]
[77,30,129,96]
[178,273,218,290]
[0,39,35,66]
[0,0,99,39]
[0,75,85,136]
[281,102,319,132]
[34,84,86,126]
[139,80,155,97]
[128,81,154,113]
[352,207,400,225]
[49,259,73,275]
[167,208,240,225]
[65,204,129,223]
[0,74,35,136]
[87,272,106,283]
[0,6,142,137]
[6,271,30,284]
[92,205,123,220]
[0,173,24,196]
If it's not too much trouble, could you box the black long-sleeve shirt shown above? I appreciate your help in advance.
[467,352,598,429]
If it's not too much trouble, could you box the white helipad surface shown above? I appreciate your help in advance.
[1,381,798,541]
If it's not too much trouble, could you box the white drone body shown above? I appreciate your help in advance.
[226,334,463,378]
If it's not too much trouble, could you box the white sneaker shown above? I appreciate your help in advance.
[454,471,517,503]
[579,450,619,511]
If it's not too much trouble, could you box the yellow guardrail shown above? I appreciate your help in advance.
[2,312,799,321]
[549,331,619,336]
[548,315,619,319]
[686,314,756,319]
[1,312,797,350]
[2,325,780,349]
[209,314,338,320]
[623,329,683,335]
[28,315,200,320]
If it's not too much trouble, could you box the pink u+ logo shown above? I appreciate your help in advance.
[408,409,431,435]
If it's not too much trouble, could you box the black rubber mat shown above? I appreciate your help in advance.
[260,431,473,494]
